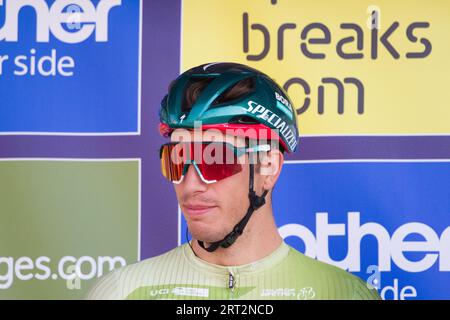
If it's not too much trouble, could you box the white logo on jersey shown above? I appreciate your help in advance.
[260,287,316,300]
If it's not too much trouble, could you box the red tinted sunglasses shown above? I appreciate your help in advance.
[159,141,270,184]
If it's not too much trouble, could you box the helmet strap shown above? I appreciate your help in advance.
[197,163,268,253]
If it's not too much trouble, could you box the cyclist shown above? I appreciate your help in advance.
[87,62,381,300]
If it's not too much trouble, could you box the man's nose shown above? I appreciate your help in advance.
[182,164,208,192]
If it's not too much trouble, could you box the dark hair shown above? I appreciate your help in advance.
[182,77,255,110]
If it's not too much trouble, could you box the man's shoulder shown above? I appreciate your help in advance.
[285,245,354,278]
[86,244,188,300]
[283,245,381,300]
[118,244,186,276]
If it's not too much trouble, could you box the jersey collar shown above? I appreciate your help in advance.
[183,241,290,276]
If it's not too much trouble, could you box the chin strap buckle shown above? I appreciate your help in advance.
[249,190,268,211]
[220,226,243,248]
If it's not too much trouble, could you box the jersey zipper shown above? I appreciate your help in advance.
[228,272,235,290]
[228,271,236,299]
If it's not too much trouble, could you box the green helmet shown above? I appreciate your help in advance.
[159,62,299,152]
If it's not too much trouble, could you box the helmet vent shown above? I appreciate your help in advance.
[212,77,256,106]
[229,115,259,124]
[182,77,215,112]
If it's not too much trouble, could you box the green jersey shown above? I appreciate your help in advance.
[86,242,381,300]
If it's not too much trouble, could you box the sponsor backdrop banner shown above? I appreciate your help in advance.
[0,0,140,134]
[1,0,449,299]
[0,159,139,299]
[274,160,450,300]
[182,0,449,136]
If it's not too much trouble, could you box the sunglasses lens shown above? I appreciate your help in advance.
[196,162,242,182]
[160,144,185,182]
[160,142,244,183]
[195,143,243,182]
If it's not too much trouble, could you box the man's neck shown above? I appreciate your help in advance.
[190,205,283,266]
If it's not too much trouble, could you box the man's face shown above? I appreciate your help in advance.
[170,129,252,243]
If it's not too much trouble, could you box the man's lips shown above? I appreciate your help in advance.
[182,204,217,216]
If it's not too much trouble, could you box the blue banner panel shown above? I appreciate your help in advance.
[0,0,140,134]
[273,160,450,300]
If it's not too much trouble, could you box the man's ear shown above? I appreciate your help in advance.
[258,149,284,191]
